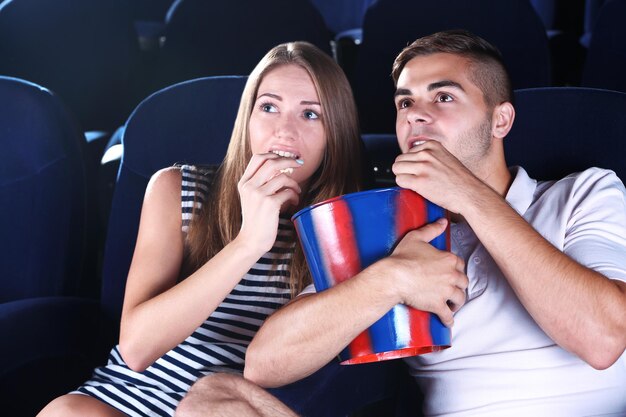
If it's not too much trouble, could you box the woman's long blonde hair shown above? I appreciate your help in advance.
[185,41,362,295]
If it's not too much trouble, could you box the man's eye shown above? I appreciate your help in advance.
[304,110,319,120]
[437,94,453,103]
[398,99,411,109]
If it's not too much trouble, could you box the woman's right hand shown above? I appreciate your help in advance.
[236,153,303,255]
[120,165,305,371]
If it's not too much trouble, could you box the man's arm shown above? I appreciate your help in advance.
[245,220,467,387]
[394,141,626,369]
[462,182,626,370]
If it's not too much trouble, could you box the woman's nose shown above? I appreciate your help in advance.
[276,114,298,140]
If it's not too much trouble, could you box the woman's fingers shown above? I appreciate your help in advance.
[260,173,302,196]
[239,153,279,186]
[242,154,303,188]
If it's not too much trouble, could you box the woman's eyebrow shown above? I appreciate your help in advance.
[256,93,320,106]
[257,92,282,101]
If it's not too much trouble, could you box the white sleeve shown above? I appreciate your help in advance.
[564,168,626,282]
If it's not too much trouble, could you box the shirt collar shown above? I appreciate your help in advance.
[505,166,537,216]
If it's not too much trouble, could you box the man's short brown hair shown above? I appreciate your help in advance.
[392,29,514,108]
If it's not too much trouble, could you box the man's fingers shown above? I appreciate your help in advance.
[447,287,467,312]
[436,307,454,328]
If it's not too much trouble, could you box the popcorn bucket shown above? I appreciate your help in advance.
[292,187,451,364]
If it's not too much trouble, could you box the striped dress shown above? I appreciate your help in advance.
[75,165,295,417]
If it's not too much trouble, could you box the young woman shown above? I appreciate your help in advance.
[38,41,362,417]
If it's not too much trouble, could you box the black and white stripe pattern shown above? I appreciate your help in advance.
[74,165,294,417]
[181,164,214,233]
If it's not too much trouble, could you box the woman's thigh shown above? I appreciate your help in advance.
[37,393,127,417]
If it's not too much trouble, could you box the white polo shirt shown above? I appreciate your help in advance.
[404,167,626,416]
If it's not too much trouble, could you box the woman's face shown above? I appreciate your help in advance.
[249,64,327,188]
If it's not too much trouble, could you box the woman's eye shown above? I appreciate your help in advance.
[261,103,278,113]
[437,93,453,103]
[303,110,319,120]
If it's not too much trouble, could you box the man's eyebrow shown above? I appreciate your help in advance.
[427,80,465,92]
[394,81,465,98]
[394,88,412,98]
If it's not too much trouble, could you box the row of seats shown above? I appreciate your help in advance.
[2,73,626,416]
[131,0,617,43]
[0,0,141,133]
[1,0,625,136]
[363,87,626,186]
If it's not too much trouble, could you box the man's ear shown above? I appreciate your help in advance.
[491,102,515,139]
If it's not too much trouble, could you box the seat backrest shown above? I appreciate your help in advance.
[308,0,376,35]
[353,0,551,133]
[581,0,608,46]
[506,87,626,181]
[0,76,89,302]
[100,76,248,338]
[363,88,626,187]
[149,0,332,92]
[581,0,626,93]
[361,134,400,188]
[530,0,557,30]
[0,0,142,131]
[131,0,174,21]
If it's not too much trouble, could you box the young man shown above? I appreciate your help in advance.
[177,30,626,416]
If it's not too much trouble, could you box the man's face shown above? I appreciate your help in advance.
[394,53,494,172]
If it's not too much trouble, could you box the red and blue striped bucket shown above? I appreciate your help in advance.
[292,187,451,364]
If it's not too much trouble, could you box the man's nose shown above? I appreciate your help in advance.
[406,102,432,124]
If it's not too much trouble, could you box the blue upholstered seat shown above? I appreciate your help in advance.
[0,76,90,302]
[352,0,551,134]
[582,0,626,93]
[506,86,626,181]
[148,0,332,92]
[0,76,99,416]
[0,0,142,132]
[362,87,626,185]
